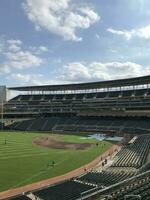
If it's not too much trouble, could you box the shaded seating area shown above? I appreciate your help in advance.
[10,195,31,200]
[77,134,150,193]
[33,180,95,200]
[79,170,134,187]
[98,172,150,200]
[5,87,150,115]
[112,135,150,168]
[7,116,150,133]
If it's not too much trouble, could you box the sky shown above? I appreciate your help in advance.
[0,0,150,87]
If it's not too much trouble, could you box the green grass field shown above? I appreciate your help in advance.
[0,131,113,192]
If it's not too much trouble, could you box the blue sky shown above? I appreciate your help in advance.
[0,0,150,87]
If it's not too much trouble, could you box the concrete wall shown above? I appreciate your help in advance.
[0,86,7,102]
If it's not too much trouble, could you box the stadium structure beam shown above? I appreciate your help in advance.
[8,75,150,92]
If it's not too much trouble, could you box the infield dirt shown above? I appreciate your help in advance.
[33,135,92,150]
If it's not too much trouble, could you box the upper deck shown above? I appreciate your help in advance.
[8,75,150,93]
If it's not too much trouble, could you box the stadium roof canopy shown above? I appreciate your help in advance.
[8,75,150,92]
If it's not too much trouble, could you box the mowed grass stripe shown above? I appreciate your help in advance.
[0,152,53,160]
[0,147,52,158]
[0,147,67,156]
[0,145,43,149]
[0,147,48,153]
[0,148,48,155]
[0,150,50,157]
[0,141,33,145]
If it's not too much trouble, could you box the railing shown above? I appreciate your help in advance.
[77,169,150,200]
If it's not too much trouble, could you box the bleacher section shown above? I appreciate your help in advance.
[4,88,150,115]
[96,170,150,200]
[33,180,95,200]
[10,195,31,200]
[77,135,150,190]
[8,116,150,133]
[78,170,134,187]
[112,135,150,168]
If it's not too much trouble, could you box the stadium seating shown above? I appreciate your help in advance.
[33,180,95,200]
[112,135,150,168]
[96,171,150,200]
[77,134,150,193]
[5,88,150,115]
[79,170,134,187]
[7,116,150,133]
[10,195,31,200]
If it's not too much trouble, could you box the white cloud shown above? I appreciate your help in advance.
[107,25,150,40]
[10,73,68,86]
[10,73,43,85]
[6,39,22,52]
[7,40,22,45]
[0,39,47,73]
[23,0,100,41]
[59,62,91,82]
[59,61,150,82]
[38,46,48,52]
[107,28,133,40]
[8,61,150,86]
[5,50,43,70]
[8,44,21,52]
[0,64,10,74]
[28,45,49,55]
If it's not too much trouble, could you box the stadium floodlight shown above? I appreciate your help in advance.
[124,194,141,199]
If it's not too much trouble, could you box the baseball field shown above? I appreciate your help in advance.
[0,131,113,192]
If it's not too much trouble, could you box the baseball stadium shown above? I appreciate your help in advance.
[0,75,150,200]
